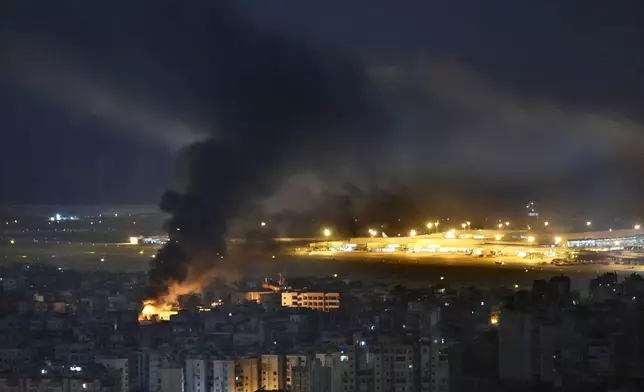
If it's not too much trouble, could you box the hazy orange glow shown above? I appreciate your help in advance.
[138,299,178,322]
[138,281,201,322]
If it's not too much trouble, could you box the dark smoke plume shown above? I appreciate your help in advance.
[146,3,385,300]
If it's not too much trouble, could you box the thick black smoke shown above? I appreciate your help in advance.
[146,3,385,299]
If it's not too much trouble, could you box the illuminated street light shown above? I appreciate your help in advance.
[409,229,417,237]
[466,221,471,230]
[554,236,562,245]
[260,221,266,227]
[426,222,433,230]
[544,221,549,227]
[9,239,14,245]
[495,234,503,241]
[527,236,535,243]
[461,223,467,230]
[498,223,503,229]
[586,221,592,227]
[323,228,331,237]
[368,228,378,237]
[505,221,510,227]
[635,224,641,230]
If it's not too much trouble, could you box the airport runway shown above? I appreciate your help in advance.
[2,243,640,295]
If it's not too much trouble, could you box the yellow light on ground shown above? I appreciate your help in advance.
[554,236,562,245]
[495,234,503,241]
[323,228,331,237]
[544,221,549,227]
[635,224,641,230]
[409,229,417,237]
[527,236,535,243]
[129,237,139,245]
[139,250,144,255]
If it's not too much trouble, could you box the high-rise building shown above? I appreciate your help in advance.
[213,359,235,392]
[260,354,285,390]
[185,358,208,392]
[95,355,129,392]
[236,357,260,392]
[498,310,557,384]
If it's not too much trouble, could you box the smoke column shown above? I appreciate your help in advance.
[146,2,385,301]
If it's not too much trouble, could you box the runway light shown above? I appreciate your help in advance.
[554,236,562,245]
[635,224,641,230]
[409,229,417,237]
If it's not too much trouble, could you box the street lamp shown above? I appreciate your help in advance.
[554,236,562,245]
[498,223,503,229]
[426,222,433,233]
[586,221,592,227]
[434,221,440,233]
[260,221,266,227]
[323,228,332,249]
[527,236,535,243]
[635,224,641,230]
[368,229,377,237]
[461,223,467,230]
[505,221,510,227]
[544,221,549,227]
[409,229,417,237]
[467,221,471,230]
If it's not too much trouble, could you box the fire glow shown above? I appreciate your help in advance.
[138,300,178,322]
[138,280,202,322]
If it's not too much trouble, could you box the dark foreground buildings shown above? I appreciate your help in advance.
[1,262,644,391]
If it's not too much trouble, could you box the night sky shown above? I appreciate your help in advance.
[2,1,644,219]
